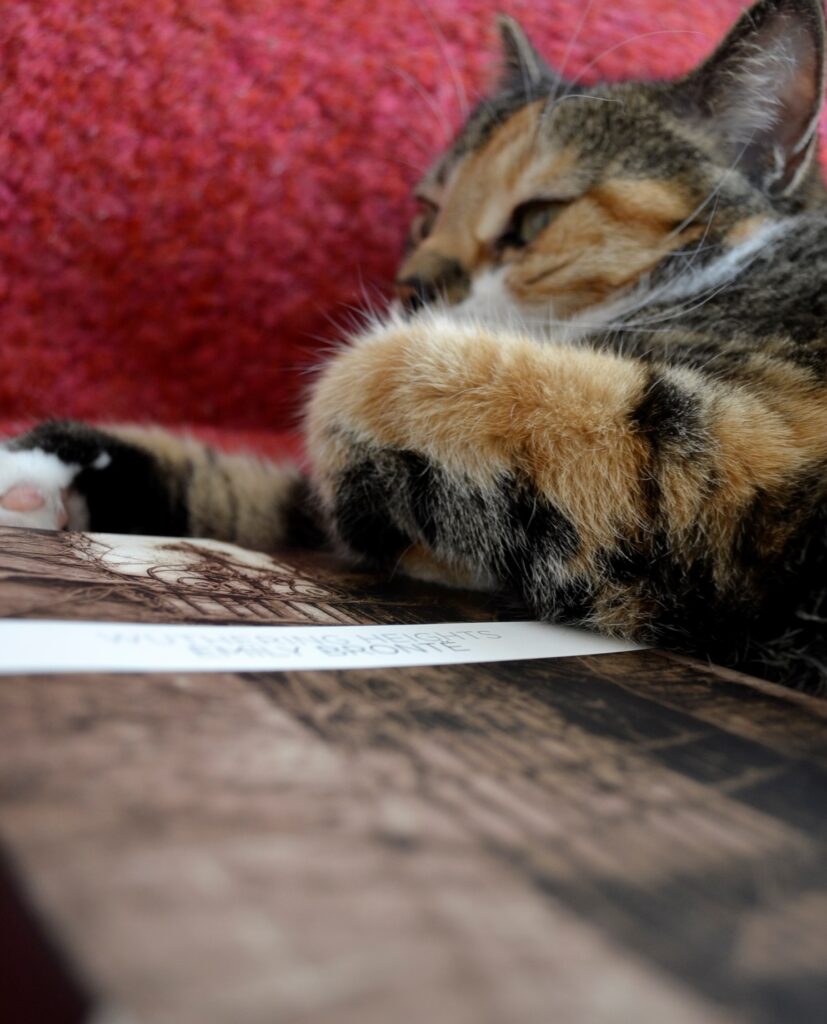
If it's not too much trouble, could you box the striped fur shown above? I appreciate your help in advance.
[2,0,826,691]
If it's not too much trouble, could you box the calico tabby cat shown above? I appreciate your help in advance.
[1,0,826,691]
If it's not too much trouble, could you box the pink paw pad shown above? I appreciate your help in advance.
[1,484,46,512]
[0,484,69,528]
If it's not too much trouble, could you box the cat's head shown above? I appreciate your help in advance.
[397,0,825,322]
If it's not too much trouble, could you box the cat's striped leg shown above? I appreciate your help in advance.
[307,317,827,649]
[0,421,317,550]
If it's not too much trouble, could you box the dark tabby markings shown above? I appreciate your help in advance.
[283,477,327,549]
[734,468,825,572]
[332,456,411,564]
[630,373,705,456]
[498,480,579,584]
[397,450,440,547]
[331,443,590,621]
[211,448,239,537]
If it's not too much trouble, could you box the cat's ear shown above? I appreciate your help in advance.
[496,15,562,95]
[676,0,825,196]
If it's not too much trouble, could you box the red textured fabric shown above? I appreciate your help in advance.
[1,1,824,444]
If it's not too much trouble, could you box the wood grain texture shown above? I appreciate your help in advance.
[0,527,824,1024]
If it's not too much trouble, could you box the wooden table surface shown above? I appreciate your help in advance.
[0,527,825,1024]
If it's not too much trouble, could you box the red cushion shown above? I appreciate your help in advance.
[0,1,823,435]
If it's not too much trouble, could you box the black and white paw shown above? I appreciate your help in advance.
[0,446,93,531]
[2,421,186,536]
[0,420,132,533]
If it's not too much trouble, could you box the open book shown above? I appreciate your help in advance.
[0,526,824,1024]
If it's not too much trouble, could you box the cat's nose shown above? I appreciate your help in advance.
[395,256,471,311]
[396,276,439,312]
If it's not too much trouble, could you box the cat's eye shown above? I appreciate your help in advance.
[497,199,568,250]
[409,198,439,245]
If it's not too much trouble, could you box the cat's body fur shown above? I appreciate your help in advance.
[2,0,826,691]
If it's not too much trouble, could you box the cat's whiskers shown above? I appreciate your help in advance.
[575,259,752,342]
[354,273,392,321]
[367,99,438,163]
[567,29,706,93]
[663,120,767,245]
[438,208,778,348]
[387,65,456,147]
[613,265,757,337]
[412,0,469,122]
[530,74,775,345]
[369,150,432,176]
[604,133,770,328]
[601,202,722,326]
[593,145,759,330]
[630,211,788,329]
[551,0,599,105]
[538,92,626,143]
[657,241,721,264]
[450,253,759,340]
[313,276,398,361]
[627,274,753,329]
[527,102,763,339]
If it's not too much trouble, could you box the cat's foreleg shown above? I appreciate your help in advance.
[307,317,826,645]
[0,421,314,550]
